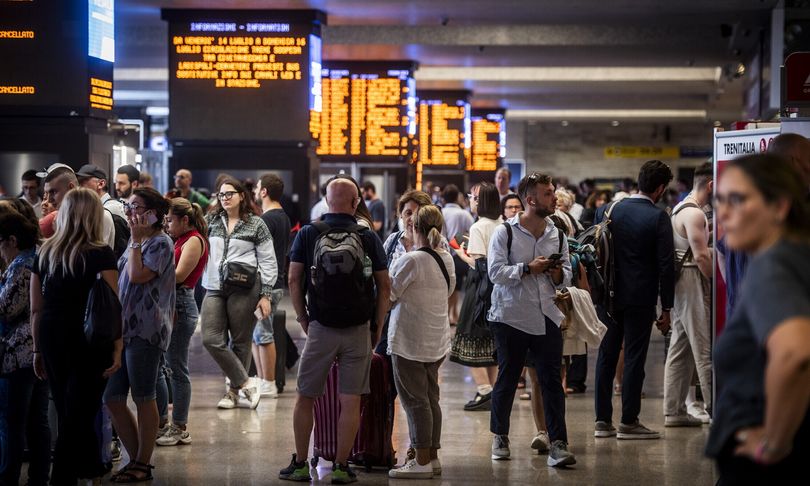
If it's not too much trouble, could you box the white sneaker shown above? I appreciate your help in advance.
[665,414,703,427]
[687,402,711,424]
[241,385,261,409]
[388,459,433,479]
[217,390,239,409]
[156,424,192,446]
[260,380,278,398]
[530,431,550,454]
[156,423,170,439]
[431,458,442,476]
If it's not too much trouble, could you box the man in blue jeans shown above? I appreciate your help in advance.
[486,172,576,467]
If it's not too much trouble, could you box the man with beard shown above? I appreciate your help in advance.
[486,173,576,467]
[593,160,675,441]
[115,165,140,200]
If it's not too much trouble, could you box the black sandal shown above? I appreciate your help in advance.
[111,461,154,483]
[110,462,134,482]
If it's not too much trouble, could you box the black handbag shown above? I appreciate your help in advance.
[84,273,123,347]
[223,261,257,290]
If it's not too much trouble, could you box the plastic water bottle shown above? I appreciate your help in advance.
[363,255,372,278]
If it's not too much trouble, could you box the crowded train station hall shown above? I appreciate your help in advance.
[1,1,809,485]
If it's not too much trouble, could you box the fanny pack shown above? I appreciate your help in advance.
[223,261,257,290]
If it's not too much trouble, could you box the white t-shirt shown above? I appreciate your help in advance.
[466,216,503,260]
[388,248,456,362]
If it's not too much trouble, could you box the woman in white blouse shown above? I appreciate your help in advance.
[387,205,455,480]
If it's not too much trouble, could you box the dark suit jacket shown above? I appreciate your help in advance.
[596,196,675,310]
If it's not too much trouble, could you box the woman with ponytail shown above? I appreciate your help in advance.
[387,205,455,480]
[155,198,209,446]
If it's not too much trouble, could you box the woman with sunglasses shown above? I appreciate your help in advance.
[105,187,175,483]
[706,153,810,484]
[201,177,277,410]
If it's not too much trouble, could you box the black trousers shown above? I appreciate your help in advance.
[594,305,655,425]
[715,437,806,485]
[490,319,567,443]
[0,367,51,486]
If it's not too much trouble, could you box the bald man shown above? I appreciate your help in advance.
[171,168,210,207]
[770,133,810,191]
[282,177,390,483]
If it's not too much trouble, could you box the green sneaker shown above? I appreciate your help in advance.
[279,453,311,482]
[331,462,357,484]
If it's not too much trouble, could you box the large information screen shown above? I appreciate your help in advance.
[468,109,506,171]
[315,61,416,161]
[415,90,470,168]
[0,0,114,117]
[161,9,325,143]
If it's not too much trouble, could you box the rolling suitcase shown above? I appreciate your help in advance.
[311,352,396,470]
[272,309,288,393]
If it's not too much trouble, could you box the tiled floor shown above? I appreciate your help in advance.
[113,299,718,485]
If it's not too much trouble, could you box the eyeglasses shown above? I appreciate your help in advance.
[216,191,239,201]
[714,192,750,208]
[504,205,522,210]
[123,202,146,212]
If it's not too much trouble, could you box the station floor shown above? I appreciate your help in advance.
[112,299,718,486]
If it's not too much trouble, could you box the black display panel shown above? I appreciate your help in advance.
[414,90,470,168]
[0,0,114,118]
[314,61,417,162]
[161,9,325,144]
[468,108,506,171]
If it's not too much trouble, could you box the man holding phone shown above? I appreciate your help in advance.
[486,173,575,467]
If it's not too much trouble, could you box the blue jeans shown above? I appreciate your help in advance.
[594,305,655,425]
[490,318,567,442]
[104,337,163,404]
[157,287,198,425]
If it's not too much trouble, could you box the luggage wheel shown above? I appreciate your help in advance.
[310,457,319,468]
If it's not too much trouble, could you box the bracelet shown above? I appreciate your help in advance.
[754,439,768,464]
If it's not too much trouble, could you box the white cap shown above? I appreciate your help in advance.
[35,163,73,178]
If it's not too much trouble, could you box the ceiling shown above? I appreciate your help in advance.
[114,0,782,122]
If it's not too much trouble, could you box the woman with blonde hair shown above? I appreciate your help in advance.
[387,205,455,479]
[30,187,122,485]
[155,198,209,446]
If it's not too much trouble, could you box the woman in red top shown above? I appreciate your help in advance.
[155,198,209,446]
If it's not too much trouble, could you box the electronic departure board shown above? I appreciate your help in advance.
[414,90,470,168]
[0,0,115,118]
[162,9,325,143]
[468,109,506,171]
[314,61,417,161]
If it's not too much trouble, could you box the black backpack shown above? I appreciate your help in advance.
[575,200,622,314]
[105,208,131,259]
[308,222,374,327]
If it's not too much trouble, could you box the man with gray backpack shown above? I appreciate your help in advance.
[281,178,391,484]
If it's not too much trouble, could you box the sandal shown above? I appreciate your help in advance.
[110,462,134,482]
[111,461,154,483]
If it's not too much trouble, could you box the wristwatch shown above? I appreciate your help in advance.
[523,263,530,275]
[129,241,142,250]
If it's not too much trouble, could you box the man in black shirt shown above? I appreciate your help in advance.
[252,173,292,399]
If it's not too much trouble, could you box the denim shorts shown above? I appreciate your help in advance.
[252,289,283,345]
[103,337,163,403]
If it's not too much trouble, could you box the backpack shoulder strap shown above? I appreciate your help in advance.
[385,230,403,265]
[417,247,451,291]
[604,200,621,221]
[312,221,330,234]
[502,222,513,261]
[671,202,701,217]
[557,227,564,254]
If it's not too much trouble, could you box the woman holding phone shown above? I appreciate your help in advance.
[104,187,176,483]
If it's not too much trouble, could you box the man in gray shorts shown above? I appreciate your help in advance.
[280,178,390,484]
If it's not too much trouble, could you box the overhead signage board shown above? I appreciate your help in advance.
[0,0,114,118]
[161,9,325,143]
[315,60,417,162]
[415,90,470,168]
[468,108,506,171]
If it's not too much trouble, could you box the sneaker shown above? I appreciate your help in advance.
[687,402,711,424]
[665,414,703,427]
[156,424,192,446]
[617,420,660,440]
[547,440,577,467]
[261,380,279,398]
[156,423,170,439]
[241,385,261,409]
[217,390,239,409]
[519,391,531,401]
[110,439,122,463]
[530,431,550,454]
[388,459,433,479]
[464,391,492,411]
[279,453,311,482]
[594,421,617,438]
[331,462,357,484]
[491,435,510,460]
[431,458,442,476]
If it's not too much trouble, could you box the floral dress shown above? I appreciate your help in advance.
[0,249,36,374]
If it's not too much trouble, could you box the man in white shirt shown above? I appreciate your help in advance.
[19,170,43,218]
[487,172,576,468]
[440,184,474,325]
[309,182,328,222]
[495,167,514,201]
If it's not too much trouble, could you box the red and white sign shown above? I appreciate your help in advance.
[712,126,781,337]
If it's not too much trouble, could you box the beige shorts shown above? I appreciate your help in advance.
[296,320,372,397]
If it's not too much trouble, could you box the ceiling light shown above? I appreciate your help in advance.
[416,67,721,83]
[611,120,620,126]
[506,109,707,120]
[561,120,569,127]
